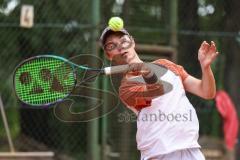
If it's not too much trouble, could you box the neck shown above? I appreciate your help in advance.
[128,51,143,63]
[129,56,142,63]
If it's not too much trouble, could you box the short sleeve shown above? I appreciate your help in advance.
[176,65,189,81]
[153,59,189,81]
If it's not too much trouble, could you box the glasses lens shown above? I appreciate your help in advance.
[104,43,117,51]
[121,40,132,49]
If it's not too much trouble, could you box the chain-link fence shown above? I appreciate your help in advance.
[0,0,239,160]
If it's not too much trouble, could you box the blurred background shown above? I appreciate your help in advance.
[0,0,239,160]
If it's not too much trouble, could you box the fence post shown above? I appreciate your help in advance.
[169,0,178,62]
[87,0,100,160]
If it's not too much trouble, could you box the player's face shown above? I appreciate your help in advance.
[104,34,136,64]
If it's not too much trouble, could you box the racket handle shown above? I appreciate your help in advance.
[103,65,129,75]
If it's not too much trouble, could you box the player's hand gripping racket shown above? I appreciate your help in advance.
[13,55,130,106]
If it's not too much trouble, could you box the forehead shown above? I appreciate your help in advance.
[105,34,130,43]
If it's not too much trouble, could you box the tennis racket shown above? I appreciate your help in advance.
[13,55,130,107]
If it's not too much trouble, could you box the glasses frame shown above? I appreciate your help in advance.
[103,36,133,52]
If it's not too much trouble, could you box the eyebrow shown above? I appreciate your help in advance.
[104,41,115,46]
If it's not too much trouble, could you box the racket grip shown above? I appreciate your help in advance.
[103,65,129,75]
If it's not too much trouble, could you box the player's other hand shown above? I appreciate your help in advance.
[198,41,219,69]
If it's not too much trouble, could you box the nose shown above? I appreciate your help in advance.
[117,46,122,52]
[115,43,123,50]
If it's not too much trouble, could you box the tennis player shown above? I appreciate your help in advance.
[100,25,218,160]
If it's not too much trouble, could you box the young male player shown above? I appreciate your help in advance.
[100,24,218,160]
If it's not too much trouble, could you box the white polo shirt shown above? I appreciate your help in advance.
[119,59,201,158]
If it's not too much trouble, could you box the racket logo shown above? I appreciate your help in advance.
[40,68,52,81]
[19,68,68,94]
[19,71,32,85]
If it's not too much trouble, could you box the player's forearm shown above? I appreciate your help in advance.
[200,65,216,99]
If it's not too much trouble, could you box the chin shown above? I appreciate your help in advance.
[112,54,134,65]
[126,55,135,63]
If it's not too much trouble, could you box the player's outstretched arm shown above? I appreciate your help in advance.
[183,41,219,99]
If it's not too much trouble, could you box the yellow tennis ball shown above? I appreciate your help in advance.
[108,17,124,31]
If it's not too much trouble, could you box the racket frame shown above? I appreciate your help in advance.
[13,55,78,107]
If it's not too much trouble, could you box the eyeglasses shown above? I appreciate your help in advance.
[104,38,133,52]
